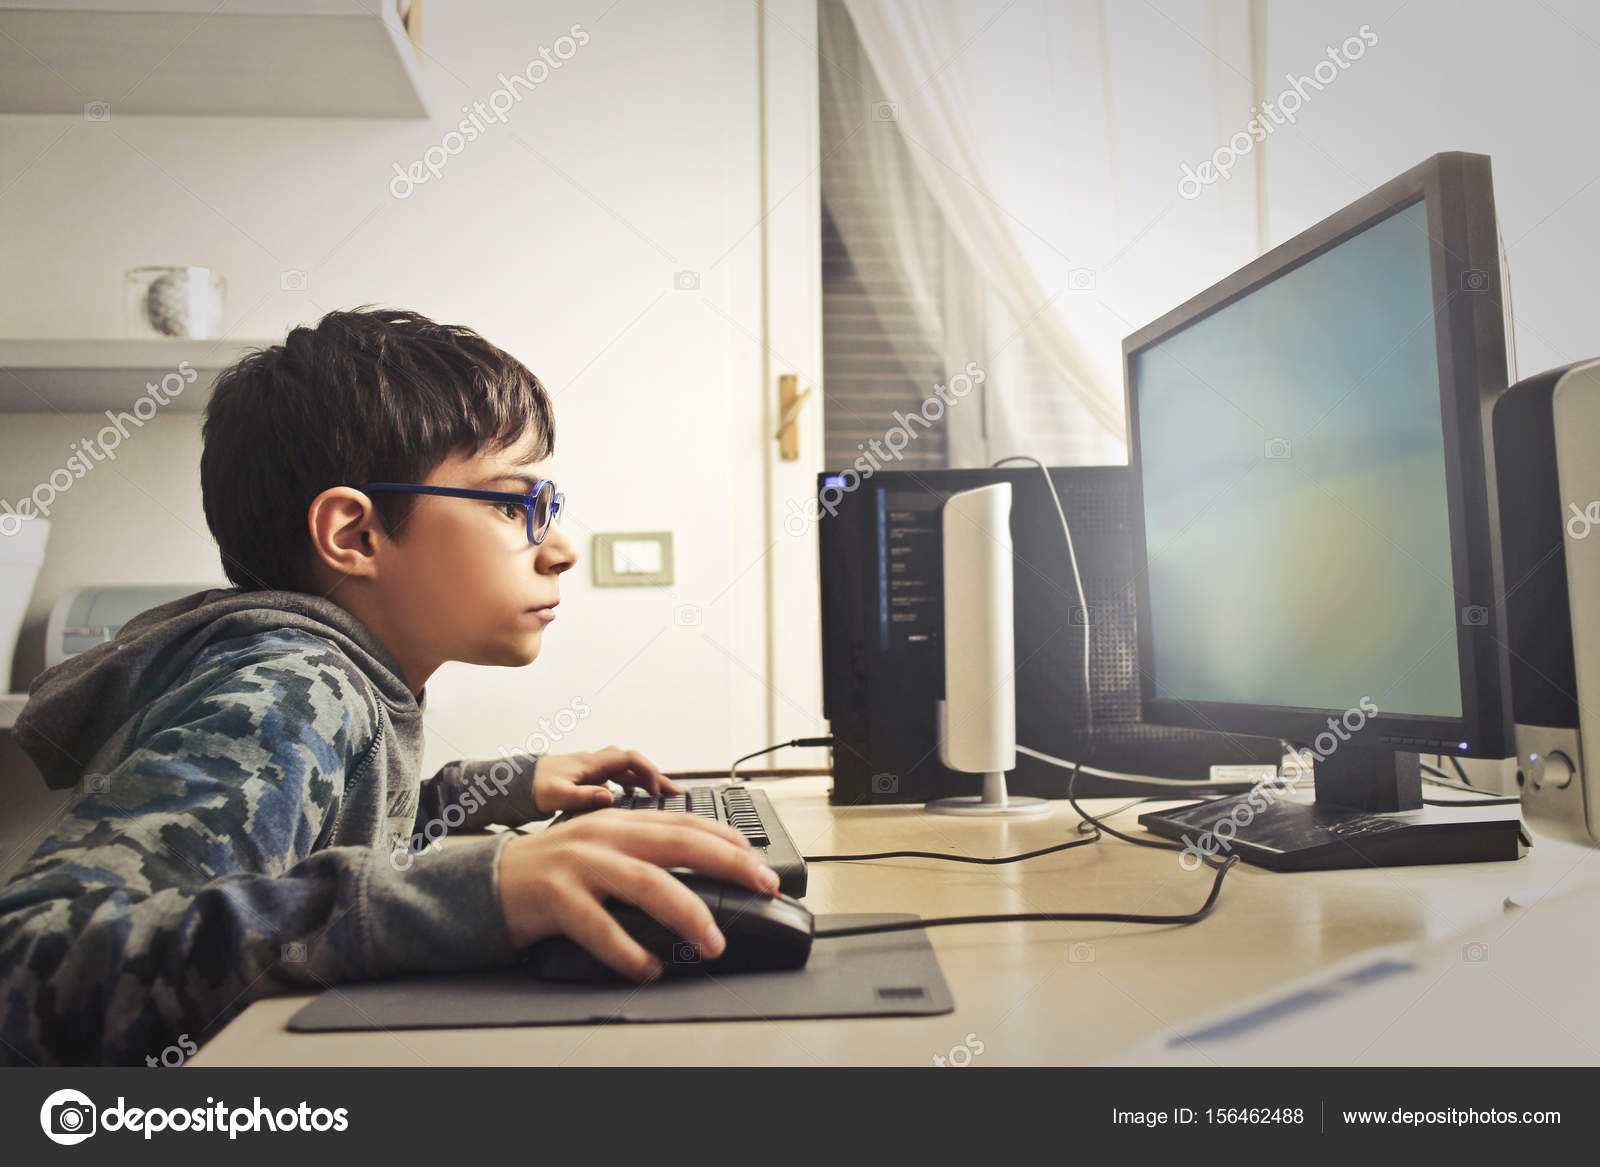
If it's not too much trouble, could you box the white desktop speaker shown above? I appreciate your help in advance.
[1494,359,1600,846]
[928,482,1048,816]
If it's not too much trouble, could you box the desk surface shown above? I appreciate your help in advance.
[189,778,1600,1067]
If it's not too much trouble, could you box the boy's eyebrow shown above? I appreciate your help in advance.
[480,473,546,491]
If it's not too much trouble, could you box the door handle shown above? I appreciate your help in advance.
[775,373,812,461]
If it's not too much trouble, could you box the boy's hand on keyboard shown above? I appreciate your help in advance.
[495,809,781,981]
[532,747,685,815]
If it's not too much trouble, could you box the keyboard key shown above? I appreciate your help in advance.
[551,785,802,895]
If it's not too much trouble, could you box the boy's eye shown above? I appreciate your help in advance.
[497,500,523,521]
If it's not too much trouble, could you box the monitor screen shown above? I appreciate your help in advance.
[1132,198,1462,719]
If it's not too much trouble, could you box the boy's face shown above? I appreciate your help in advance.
[377,428,578,673]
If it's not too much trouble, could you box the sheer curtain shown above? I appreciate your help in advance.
[819,5,989,467]
[826,0,1261,466]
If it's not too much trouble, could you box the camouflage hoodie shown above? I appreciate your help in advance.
[0,587,547,1066]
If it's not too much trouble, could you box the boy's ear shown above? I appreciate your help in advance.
[307,487,384,579]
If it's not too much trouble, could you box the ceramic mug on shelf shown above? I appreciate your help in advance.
[125,266,226,339]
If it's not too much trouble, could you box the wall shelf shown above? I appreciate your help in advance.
[0,1,428,118]
[0,338,278,412]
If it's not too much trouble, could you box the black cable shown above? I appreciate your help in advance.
[730,737,835,781]
[1064,760,1186,851]
[806,834,1100,865]
[1449,755,1472,786]
[813,853,1239,938]
[755,748,1240,940]
[1423,771,1518,804]
[1020,743,1272,795]
[991,455,1092,728]
[802,795,1193,865]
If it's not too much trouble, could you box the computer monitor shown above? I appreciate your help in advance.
[1123,152,1527,869]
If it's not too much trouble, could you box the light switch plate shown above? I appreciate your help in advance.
[612,539,661,575]
[592,531,674,587]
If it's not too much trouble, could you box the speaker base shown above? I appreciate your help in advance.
[925,771,1052,817]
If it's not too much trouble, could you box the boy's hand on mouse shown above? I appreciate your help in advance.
[496,810,781,981]
[531,746,684,814]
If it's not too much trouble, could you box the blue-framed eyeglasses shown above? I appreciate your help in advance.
[360,480,565,545]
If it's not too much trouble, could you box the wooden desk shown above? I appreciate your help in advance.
[189,777,1600,1066]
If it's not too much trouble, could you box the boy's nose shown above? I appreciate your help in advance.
[540,524,579,572]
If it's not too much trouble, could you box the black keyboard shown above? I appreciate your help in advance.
[553,785,807,898]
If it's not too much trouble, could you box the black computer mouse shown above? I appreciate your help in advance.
[519,872,814,983]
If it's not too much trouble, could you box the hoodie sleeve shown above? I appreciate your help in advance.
[0,643,519,1067]
[412,751,549,839]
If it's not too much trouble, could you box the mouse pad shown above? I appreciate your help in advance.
[287,914,952,1031]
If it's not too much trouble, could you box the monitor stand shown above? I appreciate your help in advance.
[1137,748,1530,871]
[927,770,1050,816]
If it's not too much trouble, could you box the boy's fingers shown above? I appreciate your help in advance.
[624,749,674,792]
[623,766,683,796]
[576,806,748,853]
[602,820,778,896]
[572,807,756,862]
[595,857,725,958]
[592,747,676,794]
[542,784,609,813]
[610,767,650,794]
[632,805,754,851]
[575,803,754,853]
[555,890,663,983]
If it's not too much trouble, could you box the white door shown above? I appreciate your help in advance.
[761,0,829,768]
[718,1,828,771]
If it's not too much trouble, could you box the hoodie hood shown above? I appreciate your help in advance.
[14,587,420,789]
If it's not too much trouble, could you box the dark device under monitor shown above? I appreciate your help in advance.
[1125,151,1526,868]
[818,465,1283,806]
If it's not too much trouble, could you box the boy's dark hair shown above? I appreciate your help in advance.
[202,307,554,592]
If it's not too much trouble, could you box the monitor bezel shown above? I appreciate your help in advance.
[1123,151,1513,759]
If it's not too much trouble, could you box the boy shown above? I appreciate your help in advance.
[0,308,779,1066]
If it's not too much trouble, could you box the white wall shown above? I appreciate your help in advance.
[0,0,774,777]
[1261,0,1597,377]
[1258,0,1593,786]
[5,0,1587,786]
